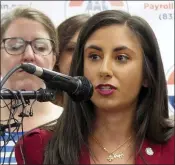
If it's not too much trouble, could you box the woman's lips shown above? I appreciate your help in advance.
[95,84,117,96]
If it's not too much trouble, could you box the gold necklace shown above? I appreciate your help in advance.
[92,135,132,162]
[107,141,133,162]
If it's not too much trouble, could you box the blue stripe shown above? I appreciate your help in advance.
[169,96,174,109]
[0,132,25,164]
[1,132,24,141]
[1,146,15,152]
[0,157,17,164]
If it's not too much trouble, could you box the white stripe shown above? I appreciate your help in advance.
[2,163,17,165]
[1,151,15,157]
[0,140,16,146]
[168,85,174,96]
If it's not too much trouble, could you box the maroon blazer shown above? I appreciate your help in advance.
[15,128,174,164]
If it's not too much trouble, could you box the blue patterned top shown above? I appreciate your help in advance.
[0,132,24,164]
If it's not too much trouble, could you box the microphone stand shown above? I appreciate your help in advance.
[0,88,56,102]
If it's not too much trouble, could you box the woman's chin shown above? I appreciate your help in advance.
[16,84,41,91]
[6,79,45,91]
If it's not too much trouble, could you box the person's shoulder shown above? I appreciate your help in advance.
[138,135,174,164]
[15,128,53,164]
[156,135,174,164]
[162,135,174,152]
[20,128,53,145]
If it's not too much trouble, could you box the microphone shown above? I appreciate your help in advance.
[0,122,21,136]
[20,63,93,102]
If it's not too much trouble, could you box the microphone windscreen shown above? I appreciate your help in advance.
[68,76,93,102]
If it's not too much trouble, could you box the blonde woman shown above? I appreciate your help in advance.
[1,7,62,164]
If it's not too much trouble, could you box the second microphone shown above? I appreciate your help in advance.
[20,63,93,102]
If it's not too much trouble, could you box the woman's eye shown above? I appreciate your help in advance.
[8,43,24,50]
[88,54,100,61]
[35,45,47,52]
[116,54,129,63]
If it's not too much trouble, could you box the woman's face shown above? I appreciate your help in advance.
[1,18,56,90]
[59,31,79,75]
[84,24,144,111]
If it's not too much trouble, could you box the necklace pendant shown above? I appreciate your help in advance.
[113,153,124,159]
[107,153,124,162]
[107,154,114,162]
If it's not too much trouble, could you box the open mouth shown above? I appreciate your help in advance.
[95,84,117,96]
[98,86,113,90]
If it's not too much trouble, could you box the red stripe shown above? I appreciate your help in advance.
[108,1,124,6]
[69,1,124,7]
[69,0,83,6]
[168,71,174,85]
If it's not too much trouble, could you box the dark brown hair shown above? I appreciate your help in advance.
[53,14,90,72]
[43,10,174,164]
[52,14,90,106]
